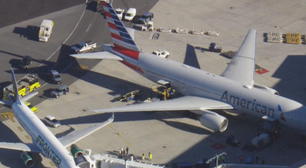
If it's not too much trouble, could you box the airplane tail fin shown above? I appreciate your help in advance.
[10,68,21,104]
[102,1,140,53]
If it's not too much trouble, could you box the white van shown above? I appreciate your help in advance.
[39,19,54,42]
[125,8,136,21]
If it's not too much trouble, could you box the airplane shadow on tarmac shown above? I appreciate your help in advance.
[184,44,201,69]
[272,55,306,104]
[0,122,45,168]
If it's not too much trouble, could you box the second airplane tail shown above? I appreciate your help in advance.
[102,1,142,60]
[10,68,22,104]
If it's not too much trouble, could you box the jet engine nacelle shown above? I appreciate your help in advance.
[200,113,228,132]
[20,151,34,167]
[254,83,279,95]
[70,144,84,158]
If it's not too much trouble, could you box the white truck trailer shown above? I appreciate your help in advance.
[39,19,54,42]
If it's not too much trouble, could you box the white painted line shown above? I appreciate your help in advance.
[86,24,92,32]
[0,2,88,112]
[63,5,86,44]
[23,2,87,77]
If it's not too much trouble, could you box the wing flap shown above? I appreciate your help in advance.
[0,142,41,152]
[92,96,233,113]
[221,29,257,88]
[71,51,123,60]
[59,114,114,147]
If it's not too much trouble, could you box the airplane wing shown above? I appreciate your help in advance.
[58,114,114,147]
[0,142,42,152]
[92,96,233,113]
[221,29,257,89]
[0,100,11,105]
[71,51,123,60]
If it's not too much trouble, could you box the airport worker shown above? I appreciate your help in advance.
[149,152,152,160]
[126,147,129,154]
[239,155,243,163]
[142,153,145,160]
[262,157,265,165]
[256,156,260,163]
[119,149,122,156]
[222,155,225,163]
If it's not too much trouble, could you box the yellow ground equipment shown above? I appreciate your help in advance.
[3,75,41,100]
[115,90,143,102]
[151,84,174,100]
[25,102,38,113]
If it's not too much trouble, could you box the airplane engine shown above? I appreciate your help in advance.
[20,151,34,167]
[254,83,279,95]
[70,144,84,158]
[200,113,228,132]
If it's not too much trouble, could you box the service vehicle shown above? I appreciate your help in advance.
[226,135,241,147]
[44,115,61,128]
[251,133,272,150]
[3,75,41,100]
[141,21,154,31]
[115,8,124,20]
[152,50,170,58]
[25,102,38,113]
[48,70,62,84]
[124,8,136,21]
[71,41,97,53]
[207,30,220,36]
[151,82,175,100]
[50,85,69,98]
[96,0,104,12]
[209,43,222,53]
[115,90,143,102]
[138,12,154,23]
[19,56,32,69]
[38,19,54,42]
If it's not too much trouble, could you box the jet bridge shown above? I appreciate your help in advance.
[72,147,164,168]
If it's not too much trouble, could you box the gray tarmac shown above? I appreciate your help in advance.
[1,0,306,167]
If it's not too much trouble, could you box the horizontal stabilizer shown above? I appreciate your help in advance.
[59,113,114,147]
[21,91,38,103]
[70,51,123,60]
[0,100,11,106]
[0,142,42,153]
[92,96,233,113]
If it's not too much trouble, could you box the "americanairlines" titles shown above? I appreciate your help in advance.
[221,91,274,117]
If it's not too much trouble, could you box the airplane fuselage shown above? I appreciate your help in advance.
[111,49,306,132]
[12,102,76,168]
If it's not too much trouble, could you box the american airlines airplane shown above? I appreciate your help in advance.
[71,1,306,133]
[0,69,114,167]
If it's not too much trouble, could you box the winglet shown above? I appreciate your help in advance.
[10,68,21,104]
[111,113,115,120]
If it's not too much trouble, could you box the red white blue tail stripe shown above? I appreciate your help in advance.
[102,1,140,53]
